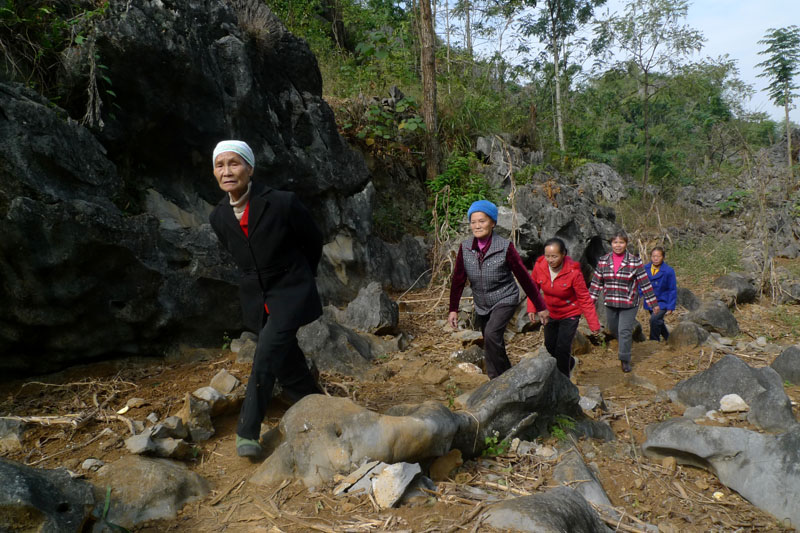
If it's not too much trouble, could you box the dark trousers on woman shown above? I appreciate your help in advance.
[237,317,320,441]
[476,303,517,379]
[605,306,638,362]
[544,316,580,376]
[649,309,669,341]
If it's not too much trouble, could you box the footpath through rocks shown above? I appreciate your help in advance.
[2,282,800,532]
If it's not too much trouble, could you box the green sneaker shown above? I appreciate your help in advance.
[235,435,262,458]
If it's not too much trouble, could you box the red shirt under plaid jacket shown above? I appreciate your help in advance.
[589,251,658,309]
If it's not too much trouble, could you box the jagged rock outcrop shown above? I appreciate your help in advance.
[0,0,427,374]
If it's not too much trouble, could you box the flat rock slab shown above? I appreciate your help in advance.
[93,455,209,529]
[483,485,612,532]
[642,418,800,528]
[670,354,795,432]
[372,462,422,509]
[0,457,94,533]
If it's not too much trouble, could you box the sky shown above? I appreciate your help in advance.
[601,0,800,123]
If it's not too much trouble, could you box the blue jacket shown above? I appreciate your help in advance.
[642,262,677,311]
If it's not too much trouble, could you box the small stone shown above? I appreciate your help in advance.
[125,429,155,454]
[682,405,708,420]
[516,440,536,456]
[429,449,463,481]
[372,462,422,509]
[0,419,26,453]
[152,438,195,460]
[333,460,381,496]
[81,458,105,471]
[534,444,556,459]
[422,368,449,385]
[695,479,710,490]
[661,456,677,473]
[236,338,257,363]
[756,336,767,347]
[98,436,121,452]
[712,491,724,500]
[706,410,727,422]
[192,386,229,416]
[719,393,749,413]
[176,393,214,442]
[132,420,146,433]
[210,369,240,394]
[452,330,482,343]
[126,398,149,409]
[456,362,482,374]
[633,478,644,489]
[146,412,159,425]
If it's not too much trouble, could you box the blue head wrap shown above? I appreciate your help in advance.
[213,140,255,168]
[467,200,498,222]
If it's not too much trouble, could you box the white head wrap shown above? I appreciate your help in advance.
[212,140,255,168]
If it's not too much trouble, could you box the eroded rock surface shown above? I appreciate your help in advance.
[642,418,800,528]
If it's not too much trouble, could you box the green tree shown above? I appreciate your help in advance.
[594,0,704,192]
[521,0,606,154]
[757,25,800,182]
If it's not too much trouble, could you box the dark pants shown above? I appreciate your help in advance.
[544,316,580,376]
[476,303,517,379]
[649,309,669,341]
[237,317,319,440]
[605,306,638,363]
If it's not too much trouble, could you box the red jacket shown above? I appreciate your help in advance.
[527,255,601,331]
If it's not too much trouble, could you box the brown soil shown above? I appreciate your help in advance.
[2,283,800,532]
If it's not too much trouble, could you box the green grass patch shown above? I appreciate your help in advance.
[667,236,742,287]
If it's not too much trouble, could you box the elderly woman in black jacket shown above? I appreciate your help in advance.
[209,140,323,458]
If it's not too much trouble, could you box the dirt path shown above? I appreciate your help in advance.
[2,289,799,532]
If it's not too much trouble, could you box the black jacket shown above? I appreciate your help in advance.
[209,181,323,332]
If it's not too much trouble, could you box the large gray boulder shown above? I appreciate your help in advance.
[685,300,739,337]
[483,486,612,533]
[676,287,701,311]
[574,162,627,204]
[251,355,587,486]
[297,314,374,376]
[670,354,796,432]
[475,135,543,192]
[453,355,583,455]
[0,0,427,375]
[642,418,800,528]
[250,396,465,487]
[771,345,800,385]
[667,321,709,348]
[93,456,209,529]
[343,282,399,335]
[0,458,94,533]
[495,182,618,269]
[712,273,757,304]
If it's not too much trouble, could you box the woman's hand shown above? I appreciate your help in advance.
[653,305,661,315]
[665,309,672,316]
[448,311,459,329]
[537,309,550,325]
[528,312,537,323]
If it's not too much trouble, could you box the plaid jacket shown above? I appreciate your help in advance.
[589,252,657,309]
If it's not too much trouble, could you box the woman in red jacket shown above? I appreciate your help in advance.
[527,238,602,377]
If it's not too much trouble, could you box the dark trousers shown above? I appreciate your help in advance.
[649,309,669,341]
[476,303,517,379]
[237,317,319,440]
[605,306,638,362]
[544,316,580,376]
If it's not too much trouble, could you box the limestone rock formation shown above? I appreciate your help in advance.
[0,0,427,375]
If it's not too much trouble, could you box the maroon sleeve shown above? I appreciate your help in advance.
[449,246,467,312]
[508,243,546,312]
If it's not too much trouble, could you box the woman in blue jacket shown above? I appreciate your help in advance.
[644,247,677,341]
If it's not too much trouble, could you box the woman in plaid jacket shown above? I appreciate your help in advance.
[589,231,659,372]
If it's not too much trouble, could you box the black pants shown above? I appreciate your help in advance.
[237,317,319,440]
[544,316,580,376]
[476,303,517,379]
[649,309,669,341]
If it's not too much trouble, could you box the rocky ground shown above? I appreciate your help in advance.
[2,274,800,532]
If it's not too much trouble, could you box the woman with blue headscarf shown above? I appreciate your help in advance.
[209,140,323,458]
[449,200,549,378]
